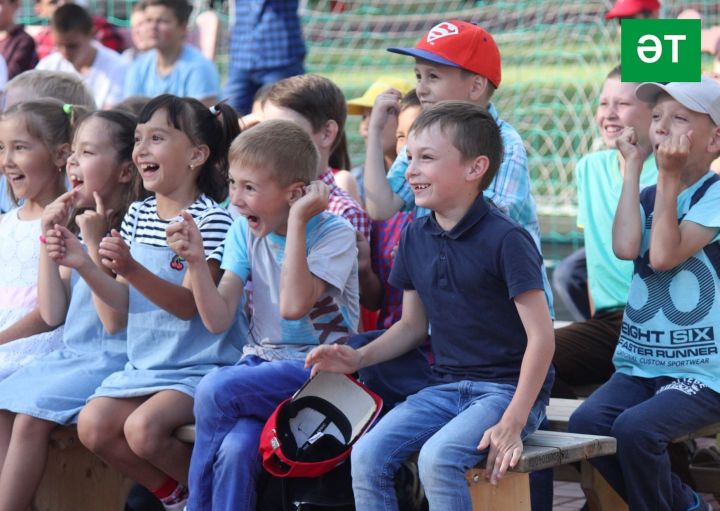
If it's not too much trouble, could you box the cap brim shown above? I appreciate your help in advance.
[635,81,719,123]
[386,47,460,69]
[347,99,372,115]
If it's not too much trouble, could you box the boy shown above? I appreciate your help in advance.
[306,102,554,511]
[260,74,380,308]
[0,0,37,79]
[36,3,127,108]
[552,65,658,398]
[124,0,220,106]
[166,119,359,511]
[363,20,554,312]
[569,77,720,511]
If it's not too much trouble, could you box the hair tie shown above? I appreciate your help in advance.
[62,104,73,116]
[209,104,221,117]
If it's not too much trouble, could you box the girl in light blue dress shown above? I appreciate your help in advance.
[47,96,245,511]
[0,110,143,511]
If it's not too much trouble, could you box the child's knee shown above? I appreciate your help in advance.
[568,405,605,435]
[124,411,164,460]
[611,409,657,450]
[194,367,243,416]
[350,436,384,479]
[417,440,454,488]
[77,404,119,453]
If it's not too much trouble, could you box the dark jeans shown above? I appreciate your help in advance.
[568,372,720,511]
[551,248,590,322]
[225,60,305,115]
[552,308,624,398]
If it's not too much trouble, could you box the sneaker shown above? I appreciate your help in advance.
[162,500,187,511]
[160,484,189,511]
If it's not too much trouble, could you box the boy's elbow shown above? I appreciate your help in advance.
[648,252,674,273]
[612,242,638,261]
[279,299,311,321]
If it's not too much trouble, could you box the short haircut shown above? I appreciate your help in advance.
[229,119,319,187]
[51,3,93,35]
[140,0,192,25]
[264,74,347,153]
[606,65,621,80]
[409,101,503,190]
[5,70,97,109]
[400,89,420,112]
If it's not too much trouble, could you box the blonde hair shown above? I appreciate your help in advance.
[5,70,97,110]
[229,120,319,186]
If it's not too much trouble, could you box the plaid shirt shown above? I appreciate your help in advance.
[35,16,125,60]
[229,0,305,70]
[386,103,541,248]
[320,169,371,241]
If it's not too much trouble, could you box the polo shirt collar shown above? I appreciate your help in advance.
[422,194,490,239]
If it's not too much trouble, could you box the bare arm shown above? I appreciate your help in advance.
[479,288,554,485]
[649,133,719,271]
[281,181,331,319]
[305,289,428,374]
[612,128,647,260]
[363,90,405,220]
[0,309,55,345]
[38,241,71,327]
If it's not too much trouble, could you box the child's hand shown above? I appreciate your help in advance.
[42,190,77,235]
[656,131,691,178]
[166,210,205,265]
[289,181,330,224]
[99,230,135,276]
[615,127,647,167]
[304,343,362,377]
[76,192,113,248]
[368,89,402,132]
[477,419,524,486]
[45,224,88,269]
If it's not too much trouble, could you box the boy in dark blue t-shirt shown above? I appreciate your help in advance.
[306,101,555,511]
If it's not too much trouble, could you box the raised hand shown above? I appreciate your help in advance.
[615,127,647,166]
[41,189,77,235]
[166,210,205,265]
[77,192,114,248]
[99,230,135,276]
[656,131,692,178]
[369,88,403,132]
[304,343,362,377]
[45,224,88,269]
[289,181,330,224]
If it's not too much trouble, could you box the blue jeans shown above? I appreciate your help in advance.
[568,372,720,511]
[186,356,310,511]
[350,381,546,511]
[225,60,305,114]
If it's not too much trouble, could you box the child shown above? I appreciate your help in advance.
[346,76,413,204]
[0,0,37,79]
[552,65,658,398]
[36,3,128,109]
[122,2,151,63]
[0,109,140,511]
[167,119,358,511]
[0,100,75,381]
[307,101,554,511]
[569,77,720,511]
[124,0,220,106]
[261,75,379,310]
[3,68,97,110]
[362,20,554,312]
[51,95,242,511]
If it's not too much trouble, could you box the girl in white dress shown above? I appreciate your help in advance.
[0,99,82,381]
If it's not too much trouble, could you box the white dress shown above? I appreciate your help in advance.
[0,208,64,381]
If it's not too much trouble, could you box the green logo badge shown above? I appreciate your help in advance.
[621,19,700,82]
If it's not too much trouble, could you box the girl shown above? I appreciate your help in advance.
[0,100,77,381]
[49,95,244,511]
[0,109,141,511]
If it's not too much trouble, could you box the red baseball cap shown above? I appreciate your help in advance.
[259,372,382,478]
[605,0,661,20]
[387,20,502,88]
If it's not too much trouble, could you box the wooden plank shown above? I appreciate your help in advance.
[466,470,530,511]
[175,424,196,443]
[581,461,628,511]
[513,431,616,472]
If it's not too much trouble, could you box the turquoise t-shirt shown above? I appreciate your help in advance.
[576,150,657,312]
[124,44,220,100]
[613,172,720,393]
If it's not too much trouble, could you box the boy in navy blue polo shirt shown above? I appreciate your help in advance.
[306,101,555,511]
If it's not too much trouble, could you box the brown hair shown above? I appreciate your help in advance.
[5,70,97,109]
[51,3,92,35]
[409,101,503,190]
[229,119,319,187]
[264,74,347,154]
[140,0,192,25]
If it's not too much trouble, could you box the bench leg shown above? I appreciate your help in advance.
[581,460,628,511]
[466,469,530,511]
[33,429,134,511]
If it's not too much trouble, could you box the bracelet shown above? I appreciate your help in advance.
[39,235,47,244]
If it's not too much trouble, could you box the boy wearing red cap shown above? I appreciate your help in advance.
[362,20,554,312]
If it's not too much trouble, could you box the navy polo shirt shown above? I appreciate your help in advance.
[389,195,554,401]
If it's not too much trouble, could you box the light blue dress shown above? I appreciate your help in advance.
[0,271,127,424]
[91,212,245,399]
